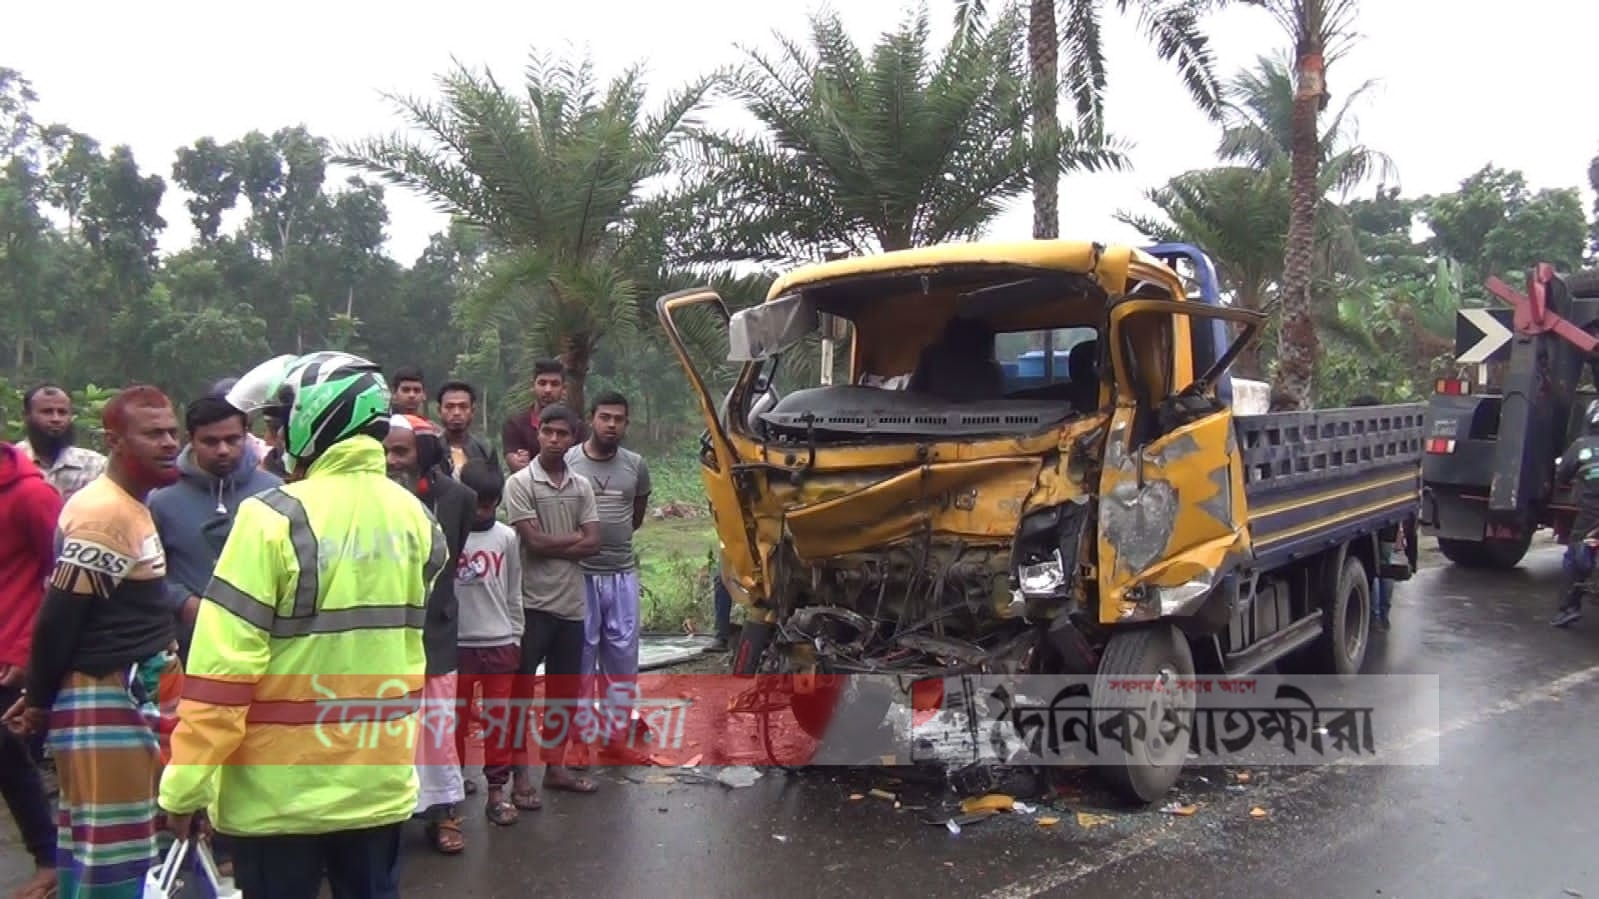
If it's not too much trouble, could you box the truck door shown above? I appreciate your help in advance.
[655,288,765,602]
[1096,298,1266,626]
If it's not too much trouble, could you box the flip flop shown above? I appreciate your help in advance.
[486,797,519,826]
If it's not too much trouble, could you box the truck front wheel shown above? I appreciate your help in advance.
[1091,624,1196,804]
[1437,533,1532,570]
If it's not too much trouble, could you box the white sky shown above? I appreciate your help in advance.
[5,0,1596,265]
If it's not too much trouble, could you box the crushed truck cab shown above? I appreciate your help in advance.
[658,240,1423,803]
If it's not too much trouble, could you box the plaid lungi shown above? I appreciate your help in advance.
[46,651,182,899]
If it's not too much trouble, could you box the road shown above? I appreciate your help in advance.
[5,542,1597,898]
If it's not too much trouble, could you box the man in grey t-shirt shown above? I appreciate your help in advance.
[503,405,601,798]
[565,391,651,748]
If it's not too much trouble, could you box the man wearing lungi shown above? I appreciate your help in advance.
[565,392,651,756]
[6,386,184,899]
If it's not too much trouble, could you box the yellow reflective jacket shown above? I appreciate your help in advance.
[158,435,447,836]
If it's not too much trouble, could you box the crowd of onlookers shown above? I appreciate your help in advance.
[0,354,734,899]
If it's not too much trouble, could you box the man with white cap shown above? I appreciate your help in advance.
[383,413,477,855]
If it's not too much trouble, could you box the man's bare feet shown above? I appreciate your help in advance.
[543,765,599,793]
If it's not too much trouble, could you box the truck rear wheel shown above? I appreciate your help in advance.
[1310,555,1372,676]
[1091,624,1196,804]
[1437,533,1532,570]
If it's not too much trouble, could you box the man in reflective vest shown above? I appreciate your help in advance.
[158,351,447,899]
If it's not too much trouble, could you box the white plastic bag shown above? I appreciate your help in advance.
[143,837,242,899]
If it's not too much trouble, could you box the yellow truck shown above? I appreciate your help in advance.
[657,239,1424,802]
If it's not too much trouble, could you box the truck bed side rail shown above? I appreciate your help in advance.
[1237,405,1426,566]
[1238,405,1426,495]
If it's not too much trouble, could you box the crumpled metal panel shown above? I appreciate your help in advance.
[1097,406,1252,625]
[781,457,1045,562]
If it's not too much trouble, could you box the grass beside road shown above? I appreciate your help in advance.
[636,516,718,634]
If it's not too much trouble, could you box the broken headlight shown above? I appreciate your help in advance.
[1011,503,1087,601]
[1017,550,1067,597]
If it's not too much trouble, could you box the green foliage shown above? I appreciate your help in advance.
[682,4,1125,266]
[1421,166,1589,301]
[1119,54,1593,406]
[953,0,1226,137]
[635,519,718,634]
[642,441,711,506]
[336,52,715,417]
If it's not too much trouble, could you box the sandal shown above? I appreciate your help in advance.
[511,788,542,811]
[425,817,465,855]
[486,795,519,826]
[544,767,599,794]
[463,776,479,796]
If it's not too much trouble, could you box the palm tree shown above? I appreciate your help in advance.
[336,52,713,414]
[1116,53,1384,377]
[1216,53,1389,202]
[955,0,1225,239]
[1116,166,1288,377]
[683,4,1125,268]
[1239,0,1362,409]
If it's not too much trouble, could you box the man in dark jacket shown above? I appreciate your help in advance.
[385,413,477,854]
[437,380,500,475]
[147,391,283,876]
[1552,399,1599,628]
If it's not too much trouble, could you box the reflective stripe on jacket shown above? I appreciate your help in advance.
[158,436,448,837]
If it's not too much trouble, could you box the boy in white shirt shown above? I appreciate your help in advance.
[452,462,526,825]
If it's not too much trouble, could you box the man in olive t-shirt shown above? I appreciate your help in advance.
[502,405,601,798]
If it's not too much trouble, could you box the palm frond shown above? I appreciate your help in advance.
[953,0,991,46]
[1060,0,1110,136]
[1116,0,1224,120]
[680,3,1093,266]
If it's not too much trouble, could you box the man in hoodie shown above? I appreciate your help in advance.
[146,394,282,878]
[0,440,63,899]
[384,413,477,855]
[149,394,284,658]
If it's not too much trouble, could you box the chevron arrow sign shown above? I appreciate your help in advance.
[1455,308,1514,364]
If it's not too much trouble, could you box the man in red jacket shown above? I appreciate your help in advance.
[0,440,63,899]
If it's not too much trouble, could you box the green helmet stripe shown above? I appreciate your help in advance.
[291,374,366,454]
[274,351,392,469]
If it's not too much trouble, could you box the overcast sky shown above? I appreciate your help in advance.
[5,0,1596,264]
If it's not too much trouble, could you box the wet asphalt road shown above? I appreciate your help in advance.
[6,542,1599,898]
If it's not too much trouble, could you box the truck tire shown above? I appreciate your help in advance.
[1091,624,1196,804]
[1437,533,1532,570]
[1566,269,1599,298]
[1310,555,1372,676]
